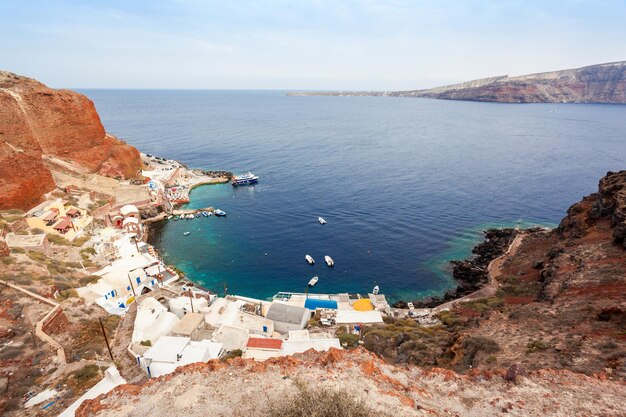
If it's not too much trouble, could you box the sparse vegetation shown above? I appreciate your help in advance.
[48,234,71,246]
[72,236,91,247]
[27,250,47,262]
[267,380,381,417]
[526,339,551,353]
[221,349,243,361]
[140,340,152,347]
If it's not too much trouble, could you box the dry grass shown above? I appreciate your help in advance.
[266,380,383,417]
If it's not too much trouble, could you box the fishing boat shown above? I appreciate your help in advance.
[231,172,259,186]
[318,217,327,225]
[305,255,315,265]
[308,276,319,287]
[372,285,380,295]
[324,256,334,267]
[214,209,226,217]
[183,232,190,236]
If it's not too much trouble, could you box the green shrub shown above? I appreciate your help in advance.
[140,340,152,347]
[486,355,497,364]
[58,289,79,300]
[73,364,100,385]
[1,257,16,265]
[78,275,100,286]
[10,247,25,254]
[338,333,360,348]
[72,236,91,247]
[48,235,71,246]
[26,251,47,262]
[526,339,551,353]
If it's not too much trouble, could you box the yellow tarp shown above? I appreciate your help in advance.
[353,298,373,311]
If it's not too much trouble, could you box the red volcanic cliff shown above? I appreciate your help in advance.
[0,71,142,210]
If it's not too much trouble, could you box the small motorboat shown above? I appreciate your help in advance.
[318,217,327,225]
[173,216,178,221]
[202,211,209,217]
[324,256,334,267]
[214,209,226,217]
[183,232,190,236]
[305,255,315,265]
[372,285,380,295]
[166,215,173,220]
[195,212,201,218]
[187,214,194,220]
[308,276,319,287]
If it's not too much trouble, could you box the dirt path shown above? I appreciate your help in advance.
[433,232,526,312]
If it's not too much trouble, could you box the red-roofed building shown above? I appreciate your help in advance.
[52,217,73,234]
[246,338,283,350]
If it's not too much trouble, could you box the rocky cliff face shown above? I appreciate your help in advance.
[401,62,626,103]
[0,71,142,210]
[291,61,626,103]
[75,348,625,417]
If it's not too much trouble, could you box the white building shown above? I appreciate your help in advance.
[140,336,223,378]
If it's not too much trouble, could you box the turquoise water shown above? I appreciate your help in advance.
[83,90,626,301]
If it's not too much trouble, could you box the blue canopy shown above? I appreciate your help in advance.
[304,298,338,310]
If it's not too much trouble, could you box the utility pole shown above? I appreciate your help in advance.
[98,317,114,361]
[127,274,137,298]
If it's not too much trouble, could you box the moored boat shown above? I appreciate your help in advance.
[232,172,259,186]
[183,232,190,236]
[195,212,201,218]
[202,211,209,217]
[372,285,380,295]
[214,209,226,217]
[324,256,334,267]
[318,217,327,225]
[305,254,315,265]
[308,276,319,287]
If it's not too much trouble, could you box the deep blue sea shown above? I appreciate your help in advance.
[81,90,626,302]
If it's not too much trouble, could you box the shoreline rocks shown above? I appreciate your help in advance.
[394,228,520,309]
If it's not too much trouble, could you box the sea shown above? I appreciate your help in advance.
[81,90,626,302]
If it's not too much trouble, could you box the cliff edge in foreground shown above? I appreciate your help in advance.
[0,71,142,210]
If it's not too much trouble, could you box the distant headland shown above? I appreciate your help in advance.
[288,61,626,104]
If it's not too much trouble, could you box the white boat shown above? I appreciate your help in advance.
[324,256,334,267]
[372,285,380,295]
[183,232,190,236]
[214,209,226,217]
[187,214,194,219]
[305,255,315,265]
[318,217,327,225]
[308,276,319,287]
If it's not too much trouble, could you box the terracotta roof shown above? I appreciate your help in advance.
[53,218,72,230]
[42,211,58,221]
[66,208,79,216]
[246,338,283,350]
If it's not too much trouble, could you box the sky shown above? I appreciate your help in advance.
[0,0,625,90]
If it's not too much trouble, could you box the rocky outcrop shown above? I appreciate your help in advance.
[75,348,625,417]
[0,71,142,210]
[291,61,626,104]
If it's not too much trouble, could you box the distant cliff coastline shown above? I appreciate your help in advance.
[289,61,626,104]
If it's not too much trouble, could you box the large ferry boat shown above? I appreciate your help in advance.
[231,172,259,186]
